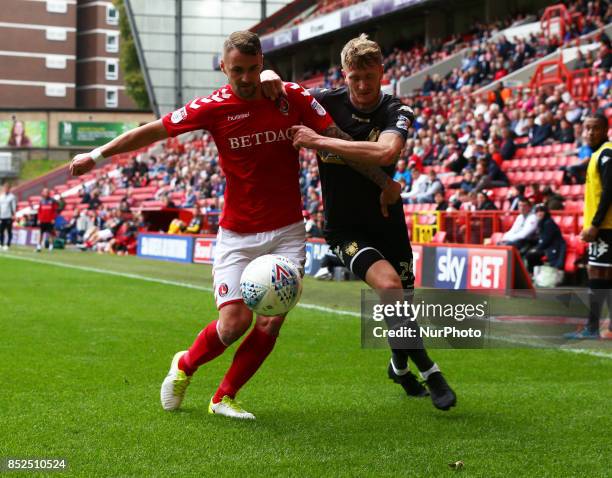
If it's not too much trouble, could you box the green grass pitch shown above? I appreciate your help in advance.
[1,248,610,477]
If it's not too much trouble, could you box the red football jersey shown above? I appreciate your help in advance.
[162,82,333,233]
[37,198,58,224]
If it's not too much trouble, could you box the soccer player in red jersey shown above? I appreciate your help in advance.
[36,188,58,252]
[70,31,400,419]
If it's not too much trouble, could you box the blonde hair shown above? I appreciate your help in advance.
[340,34,383,70]
[223,31,261,56]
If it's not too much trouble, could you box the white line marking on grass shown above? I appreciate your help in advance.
[3,253,610,360]
[1,253,361,318]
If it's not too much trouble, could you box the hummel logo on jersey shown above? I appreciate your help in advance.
[227,113,250,121]
[228,128,293,150]
[601,154,611,165]
[351,114,370,123]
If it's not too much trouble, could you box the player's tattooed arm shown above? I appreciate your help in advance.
[292,124,401,167]
[316,124,393,190]
[321,124,353,141]
[318,124,401,218]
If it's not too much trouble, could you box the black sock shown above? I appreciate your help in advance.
[406,348,435,373]
[587,279,611,332]
[391,349,408,371]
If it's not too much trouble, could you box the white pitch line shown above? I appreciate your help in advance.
[3,253,611,360]
[1,253,361,318]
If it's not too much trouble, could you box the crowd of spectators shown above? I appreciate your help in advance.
[17,131,229,252]
[306,0,612,94]
[15,1,611,274]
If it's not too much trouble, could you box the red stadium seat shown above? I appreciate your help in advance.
[542,157,556,170]
[569,185,583,199]
[528,158,540,170]
[561,216,576,234]
[500,213,515,232]
[515,137,529,146]
[518,158,530,170]
[432,231,447,243]
[542,171,555,184]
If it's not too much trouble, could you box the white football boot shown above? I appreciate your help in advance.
[208,396,255,420]
[160,351,191,411]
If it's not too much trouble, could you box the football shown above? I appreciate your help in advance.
[240,254,303,316]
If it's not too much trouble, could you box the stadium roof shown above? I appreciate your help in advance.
[124,0,293,116]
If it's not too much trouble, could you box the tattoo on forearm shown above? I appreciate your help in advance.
[321,124,389,189]
[345,161,389,189]
[322,124,353,141]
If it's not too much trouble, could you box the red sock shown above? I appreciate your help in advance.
[212,326,277,403]
[179,320,227,376]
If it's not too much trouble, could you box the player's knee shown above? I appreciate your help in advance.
[378,275,403,291]
[255,315,285,337]
[218,307,253,344]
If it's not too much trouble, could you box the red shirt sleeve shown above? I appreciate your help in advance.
[284,82,333,133]
[161,87,230,137]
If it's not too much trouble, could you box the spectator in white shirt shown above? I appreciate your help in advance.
[401,169,429,203]
[0,183,17,250]
[500,198,538,253]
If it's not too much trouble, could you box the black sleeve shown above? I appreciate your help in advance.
[537,221,555,250]
[381,98,412,142]
[592,148,612,228]
[309,88,329,103]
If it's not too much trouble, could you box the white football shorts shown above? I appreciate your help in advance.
[212,220,306,309]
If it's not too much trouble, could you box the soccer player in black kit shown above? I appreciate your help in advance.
[264,34,456,410]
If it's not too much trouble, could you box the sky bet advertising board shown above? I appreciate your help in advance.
[137,234,516,291]
[428,246,510,291]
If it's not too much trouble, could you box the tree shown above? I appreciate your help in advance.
[113,0,150,109]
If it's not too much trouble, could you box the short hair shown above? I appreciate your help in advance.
[586,111,608,129]
[223,31,261,56]
[340,34,383,70]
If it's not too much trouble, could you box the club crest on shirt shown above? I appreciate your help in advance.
[171,107,187,124]
[344,242,359,257]
[218,283,229,297]
[276,96,290,115]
